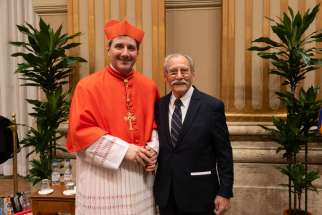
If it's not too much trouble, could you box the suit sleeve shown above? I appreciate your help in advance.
[212,101,234,198]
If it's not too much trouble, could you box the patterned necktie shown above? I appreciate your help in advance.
[171,98,183,147]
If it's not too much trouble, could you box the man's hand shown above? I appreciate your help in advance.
[214,195,230,215]
[144,146,157,172]
[124,144,155,167]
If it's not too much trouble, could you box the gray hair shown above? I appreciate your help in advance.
[163,53,195,72]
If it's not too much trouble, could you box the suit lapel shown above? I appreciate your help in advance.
[177,88,201,145]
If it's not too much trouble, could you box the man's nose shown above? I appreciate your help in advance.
[121,48,130,56]
[175,70,184,78]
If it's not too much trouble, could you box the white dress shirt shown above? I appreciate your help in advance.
[168,86,194,131]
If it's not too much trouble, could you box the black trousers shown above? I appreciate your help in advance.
[159,187,215,215]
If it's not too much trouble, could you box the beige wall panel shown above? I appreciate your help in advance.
[155,0,166,93]
[95,0,105,70]
[222,0,235,111]
[135,0,143,72]
[261,0,270,111]
[41,14,67,32]
[127,0,136,24]
[299,0,307,14]
[304,0,318,89]
[142,0,153,78]
[268,0,281,110]
[79,0,89,78]
[166,8,221,97]
[244,0,253,111]
[234,0,245,110]
[110,0,119,19]
[103,0,111,66]
[33,0,67,30]
[251,0,263,110]
[119,0,126,18]
[288,0,298,12]
[88,0,95,73]
[316,0,322,92]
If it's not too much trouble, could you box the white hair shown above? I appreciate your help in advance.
[163,53,195,72]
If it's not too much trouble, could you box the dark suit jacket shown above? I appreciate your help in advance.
[154,88,234,213]
[0,115,19,164]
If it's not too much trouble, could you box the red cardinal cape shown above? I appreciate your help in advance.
[66,66,159,152]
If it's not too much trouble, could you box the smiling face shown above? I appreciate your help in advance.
[108,36,138,75]
[164,55,195,98]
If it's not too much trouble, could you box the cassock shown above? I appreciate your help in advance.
[66,65,159,215]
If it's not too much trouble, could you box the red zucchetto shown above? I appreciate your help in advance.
[104,19,144,43]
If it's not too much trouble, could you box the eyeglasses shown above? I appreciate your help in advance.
[167,70,191,77]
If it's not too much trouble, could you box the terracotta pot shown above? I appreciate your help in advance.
[283,209,312,215]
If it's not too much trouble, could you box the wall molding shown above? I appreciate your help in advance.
[232,141,322,164]
[228,122,322,164]
[165,0,221,9]
[32,0,67,14]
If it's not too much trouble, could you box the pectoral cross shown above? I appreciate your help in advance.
[124,112,136,130]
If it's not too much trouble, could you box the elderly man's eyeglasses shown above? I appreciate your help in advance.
[167,69,191,77]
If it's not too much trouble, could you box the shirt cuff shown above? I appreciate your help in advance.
[146,129,159,154]
[101,135,129,169]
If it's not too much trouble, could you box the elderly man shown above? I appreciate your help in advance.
[154,53,234,215]
[66,19,159,215]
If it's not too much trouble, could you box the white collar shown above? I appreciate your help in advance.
[170,86,194,108]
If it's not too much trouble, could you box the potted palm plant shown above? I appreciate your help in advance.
[10,18,86,185]
[249,4,322,215]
